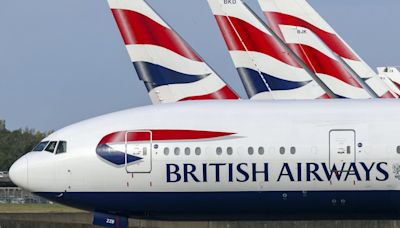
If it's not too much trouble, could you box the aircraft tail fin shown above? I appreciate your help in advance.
[258,0,396,98]
[207,0,330,100]
[108,0,239,104]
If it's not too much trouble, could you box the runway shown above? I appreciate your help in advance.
[1,212,400,228]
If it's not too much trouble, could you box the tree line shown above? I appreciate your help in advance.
[0,121,49,171]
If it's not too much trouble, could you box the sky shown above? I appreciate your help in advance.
[0,0,399,132]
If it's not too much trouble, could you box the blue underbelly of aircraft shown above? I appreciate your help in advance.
[36,191,400,220]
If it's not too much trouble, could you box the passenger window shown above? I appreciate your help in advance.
[55,141,67,154]
[258,147,265,155]
[32,141,49,152]
[397,146,400,154]
[174,148,180,155]
[164,147,169,155]
[45,141,57,153]
[280,147,285,155]
[195,147,201,155]
[248,147,254,155]
[185,147,190,155]
[290,147,296,155]
[227,147,233,155]
[216,147,222,155]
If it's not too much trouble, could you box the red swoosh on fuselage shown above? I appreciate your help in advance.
[99,130,236,145]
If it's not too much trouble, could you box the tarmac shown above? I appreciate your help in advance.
[1,212,400,228]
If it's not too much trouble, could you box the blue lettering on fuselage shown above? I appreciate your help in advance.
[166,162,389,183]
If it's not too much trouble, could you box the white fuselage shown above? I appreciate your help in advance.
[9,100,400,219]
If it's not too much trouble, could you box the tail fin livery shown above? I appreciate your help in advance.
[108,0,239,104]
[378,67,400,96]
[207,0,330,100]
[259,0,396,99]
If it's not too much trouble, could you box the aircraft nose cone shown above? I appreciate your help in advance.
[9,157,28,189]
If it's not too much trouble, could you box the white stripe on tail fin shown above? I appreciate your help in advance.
[207,0,330,100]
[108,0,239,104]
[258,0,397,99]
[278,24,370,99]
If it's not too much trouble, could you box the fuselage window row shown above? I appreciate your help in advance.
[163,147,202,156]
[162,146,297,156]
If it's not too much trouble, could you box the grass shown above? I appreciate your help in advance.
[0,203,86,213]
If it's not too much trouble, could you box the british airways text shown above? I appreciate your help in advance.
[166,162,389,183]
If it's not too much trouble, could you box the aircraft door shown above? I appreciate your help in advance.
[125,131,152,173]
[329,130,356,169]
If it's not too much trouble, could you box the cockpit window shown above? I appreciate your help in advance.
[32,141,49,152]
[45,141,57,153]
[56,141,67,154]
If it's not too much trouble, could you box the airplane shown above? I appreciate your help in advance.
[258,0,398,98]
[8,99,400,227]
[8,1,400,228]
[109,0,239,104]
